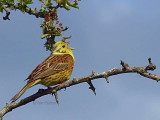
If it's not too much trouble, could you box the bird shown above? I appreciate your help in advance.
[10,40,75,102]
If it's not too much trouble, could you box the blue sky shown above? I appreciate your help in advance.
[1,0,160,120]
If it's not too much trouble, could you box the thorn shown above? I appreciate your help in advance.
[120,60,129,70]
[52,90,59,104]
[121,60,126,71]
[146,58,156,71]
[87,81,96,95]
[91,70,96,77]
[120,60,124,66]
[105,74,109,83]
[120,60,125,68]
[148,58,152,64]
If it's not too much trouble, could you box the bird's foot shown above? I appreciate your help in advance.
[38,89,45,93]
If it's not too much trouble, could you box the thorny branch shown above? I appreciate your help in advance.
[0,58,159,120]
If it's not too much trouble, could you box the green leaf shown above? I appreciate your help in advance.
[18,3,26,13]
[17,0,22,3]
[7,0,14,3]
[1,0,6,5]
[9,4,16,10]
[46,0,52,7]
[40,7,47,14]
[1,0,6,4]
[21,6,25,13]
[64,6,71,11]
[0,6,3,13]
[41,34,50,39]
[68,2,79,9]
[41,7,46,12]
[24,0,33,5]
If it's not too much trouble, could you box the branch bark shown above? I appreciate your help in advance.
[0,58,159,119]
[5,2,45,18]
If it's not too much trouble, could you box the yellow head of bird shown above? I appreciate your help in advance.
[52,40,74,56]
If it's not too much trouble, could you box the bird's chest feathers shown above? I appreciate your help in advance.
[40,70,72,87]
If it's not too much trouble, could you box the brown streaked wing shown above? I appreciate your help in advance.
[26,54,73,83]
[26,55,56,80]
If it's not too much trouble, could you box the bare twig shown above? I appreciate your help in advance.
[0,58,159,119]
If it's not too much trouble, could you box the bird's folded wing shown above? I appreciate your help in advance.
[26,54,73,83]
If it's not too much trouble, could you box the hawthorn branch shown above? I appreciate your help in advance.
[5,2,45,18]
[0,58,159,119]
[4,2,60,19]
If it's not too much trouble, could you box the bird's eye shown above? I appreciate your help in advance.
[62,45,65,48]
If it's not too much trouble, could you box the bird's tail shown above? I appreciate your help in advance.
[10,80,40,102]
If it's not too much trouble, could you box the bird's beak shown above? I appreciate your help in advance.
[70,47,75,50]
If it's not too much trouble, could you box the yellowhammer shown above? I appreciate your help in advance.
[11,40,75,102]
